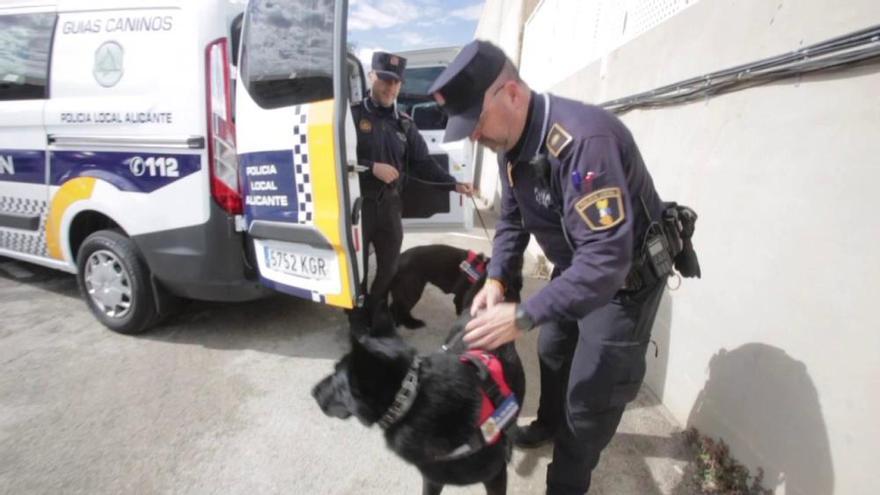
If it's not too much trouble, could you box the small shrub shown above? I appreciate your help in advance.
[682,428,772,495]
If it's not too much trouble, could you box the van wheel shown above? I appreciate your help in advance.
[76,230,159,334]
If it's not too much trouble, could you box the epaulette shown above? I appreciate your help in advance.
[546,123,573,158]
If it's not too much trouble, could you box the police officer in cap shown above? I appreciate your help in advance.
[352,51,474,319]
[429,41,671,494]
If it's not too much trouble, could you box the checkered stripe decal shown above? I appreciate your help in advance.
[292,106,314,225]
[0,196,49,257]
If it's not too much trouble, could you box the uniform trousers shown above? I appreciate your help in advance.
[360,191,403,313]
[535,279,666,494]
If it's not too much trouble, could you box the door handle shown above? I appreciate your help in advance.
[348,160,369,173]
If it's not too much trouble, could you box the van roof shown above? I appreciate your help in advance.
[396,46,461,67]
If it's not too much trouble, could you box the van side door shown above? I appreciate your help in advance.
[0,8,56,261]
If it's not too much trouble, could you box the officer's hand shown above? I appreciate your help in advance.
[372,162,399,184]
[455,182,474,197]
[470,279,504,316]
[464,302,522,350]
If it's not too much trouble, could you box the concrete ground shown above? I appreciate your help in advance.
[0,225,696,495]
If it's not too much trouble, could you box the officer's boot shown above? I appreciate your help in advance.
[513,419,555,448]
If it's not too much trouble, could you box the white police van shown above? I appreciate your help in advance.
[397,46,475,228]
[0,0,370,333]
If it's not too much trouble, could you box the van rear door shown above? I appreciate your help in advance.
[236,0,363,308]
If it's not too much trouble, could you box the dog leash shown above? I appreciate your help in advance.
[398,175,494,244]
[440,328,466,353]
[470,196,493,244]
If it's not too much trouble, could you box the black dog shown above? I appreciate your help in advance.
[312,315,526,495]
[390,245,520,329]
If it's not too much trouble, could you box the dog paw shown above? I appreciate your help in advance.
[401,318,426,329]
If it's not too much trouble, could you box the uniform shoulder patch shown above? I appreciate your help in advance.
[359,118,372,133]
[546,123,573,158]
[574,187,626,231]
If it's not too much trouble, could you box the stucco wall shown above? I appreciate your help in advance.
[485,0,880,493]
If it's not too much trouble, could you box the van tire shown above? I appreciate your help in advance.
[76,230,159,334]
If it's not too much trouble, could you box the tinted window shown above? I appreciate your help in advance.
[240,0,335,109]
[0,13,56,101]
[398,94,447,131]
[399,66,446,130]
[401,66,444,96]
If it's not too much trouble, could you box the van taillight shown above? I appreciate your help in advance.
[206,38,242,215]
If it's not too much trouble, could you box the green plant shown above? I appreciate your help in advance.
[682,428,772,495]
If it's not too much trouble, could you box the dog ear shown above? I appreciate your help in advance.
[354,334,413,363]
[347,306,372,341]
[369,304,399,338]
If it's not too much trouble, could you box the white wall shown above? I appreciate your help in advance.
[496,0,880,493]
[521,0,700,91]
[471,0,526,209]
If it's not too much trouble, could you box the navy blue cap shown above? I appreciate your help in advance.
[428,40,508,142]
[372,51,407,81]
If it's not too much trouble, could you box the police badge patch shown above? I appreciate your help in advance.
[574,187,626,231]
[359,119,372,133]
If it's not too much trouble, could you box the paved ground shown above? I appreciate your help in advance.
[0,227,696,494]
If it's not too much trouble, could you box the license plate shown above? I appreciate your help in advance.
[264,246,331,281]
[254,239,341,295]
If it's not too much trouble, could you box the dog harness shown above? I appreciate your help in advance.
[376,348,520,461]
[458,251,488,284]
[434,350,520,461]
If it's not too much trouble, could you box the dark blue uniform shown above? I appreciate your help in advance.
[351,96,457,311]
[428,40,675,493]
[489,92,667,494]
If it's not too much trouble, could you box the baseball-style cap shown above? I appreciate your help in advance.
[428,40,508,142]
[372,51,407,81]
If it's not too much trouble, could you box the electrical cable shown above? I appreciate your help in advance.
[599,24,880,114]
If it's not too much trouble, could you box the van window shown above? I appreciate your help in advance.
[399,66,447,130]
[240,0,335,109]
[0,13,56,101]
[401,66,444,96]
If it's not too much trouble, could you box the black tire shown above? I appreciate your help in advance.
[76,230,159,334]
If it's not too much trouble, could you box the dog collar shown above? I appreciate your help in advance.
[377,356,422,430]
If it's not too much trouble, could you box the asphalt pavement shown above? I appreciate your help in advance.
[0,228,696,494]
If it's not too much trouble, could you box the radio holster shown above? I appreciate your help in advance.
[623,200,701,292]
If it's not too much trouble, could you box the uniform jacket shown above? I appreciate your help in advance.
[488,93,664,324]
[351,95,457,198]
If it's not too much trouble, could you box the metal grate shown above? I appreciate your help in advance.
[522,0,700,90]
[625,0,689,39]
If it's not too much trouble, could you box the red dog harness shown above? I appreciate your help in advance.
[431,350,519,461]
[458,251,488,284]
[461,350,514,444]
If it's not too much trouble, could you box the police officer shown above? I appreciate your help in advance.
[429,41,670,494]
[353,51,474,318]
